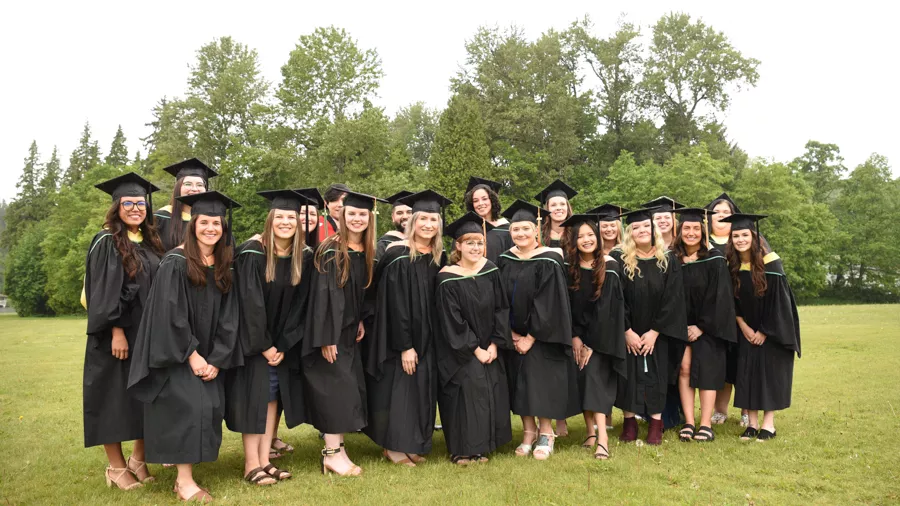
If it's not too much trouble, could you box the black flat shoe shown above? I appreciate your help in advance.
[740,427,759,441]
[756,429,776,442]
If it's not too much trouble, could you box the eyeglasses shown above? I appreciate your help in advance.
[181,181,206,189]
[462,241,485,248]
[121,201,147,211]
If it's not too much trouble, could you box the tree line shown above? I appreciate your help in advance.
[2,13,898,316]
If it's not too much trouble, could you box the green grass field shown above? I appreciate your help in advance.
[1,305,899,505]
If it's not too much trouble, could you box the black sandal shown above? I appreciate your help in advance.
[756,429,776,442]
[679,424,695,442]
[582,434,598,448]
[594,444,609,460]
[693,426,715,442]
[262,463,292,480]
[244,467,276,486]
[740,427,759,441]
[450,455,473,465]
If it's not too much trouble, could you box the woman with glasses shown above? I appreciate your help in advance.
[154,158,216,251]
[83,173,164,490]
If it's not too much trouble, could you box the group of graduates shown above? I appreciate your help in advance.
[82,158,801,502]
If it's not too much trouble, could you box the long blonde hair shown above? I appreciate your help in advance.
[621,223,669,280]
[261,209,305,285]
[600,220,624,254]
[315,208,377,288]
[405,211,444,266]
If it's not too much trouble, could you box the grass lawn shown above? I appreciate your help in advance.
[1,305,899,505]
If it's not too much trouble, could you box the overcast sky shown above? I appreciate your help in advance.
[2,0,897,202]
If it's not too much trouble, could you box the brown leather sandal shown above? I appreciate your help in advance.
[105,465,143,490]
[174,482,213,503]
[126,455,155,483]
[244,467,276,486]
[382,449,415,467]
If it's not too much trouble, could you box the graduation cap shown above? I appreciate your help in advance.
[342,190,388,211]
[95,172,161,222]
[446,212,495,240]
[641,196,684,213]
[163,158,217,182]
[675,207,712,248]
[257,189,311,213]
[561,214,602,229]
[720,213,767,232]
[587,203,630,222]
[466,176,503,194]
[292,187,325,209]
[397,189,452,214]
[386,190,414,208]
[502,199,551,225]
[534,179,578,205]
[617,207,661,225]
[706,192,742,214]
[175,191,242,246]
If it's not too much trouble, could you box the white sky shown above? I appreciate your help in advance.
[2,0,897,202]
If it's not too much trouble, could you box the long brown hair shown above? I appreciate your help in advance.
[183,214,233,292]
[314,207,377,288]
[542,199,573,248]
[103,200,165,279]
[261,209,305,285]
[726,230,767,297]
[165,176,195,248]
[673,221,710,262]
[565,222,607,300]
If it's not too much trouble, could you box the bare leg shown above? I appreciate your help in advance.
[761,411,776,432]
[242,434,264,476]
[715,383,732,415]
[555,418,568,437]
[323,433,358,474]
[678,347,695,427]
[132,440,145,461]
[259,401,278,469]
[175,464,203,499]
[698,390,716,428]
[747,410,759,429]
[593,412,609,454]
[103,443,128,468]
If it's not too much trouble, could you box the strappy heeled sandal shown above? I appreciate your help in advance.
[679,424,696,442]
[594,443,610,460]
[174,482,213,503]
[263,463,292,480]
[382,449,415,467]
[515,430,537,457]
[126,455,155,483]
[105,465,143,490]
[582,434,598,448]
[532,433,556,461]
[244,467,276,486]
[694,426,715,442]
[321,447,362,476]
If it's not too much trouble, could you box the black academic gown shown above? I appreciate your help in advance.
[614,251,687,415]
[568,259,627,415]
[486,223,514,264]
[709,237,740,385]
[681,249,737,390]
[127,249,242,464]
[300,248,370,434]
[375,232,404,262]
[153,207,189,252]
[83,231,160,447]
[224,241,312,434]
[733,254,801,411]
[364,246,443,454]
[498,249,580,420]
[435,261,512,456]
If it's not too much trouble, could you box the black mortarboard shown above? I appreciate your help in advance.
[386,190,414,207]
[342,190,387,211]
[292,188,325,209]
[257,189,311,213]
[587,203,630,222]
[641,196,684,213]
[534,179,578,205]
[673,207,711,223]
[617,207,661,225]
[163,158,218,181]
[95,172,159,201]
[502,199,551,225]
[706,192,742,214]
[561,214,601,229]
[445,212,496,240]
[175,191,241,245]
[466,176,503,194]
[720,213,767,232]
[398,189,452,214]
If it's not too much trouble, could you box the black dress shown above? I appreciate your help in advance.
[710,236,739,385]
[568,259,627,415]
[681,249,737,390]
[435,261,512,456]
[614,251,687,415]
[498,249,580,419]
[153,206,189,252]
[83,231,160,447]
[300,248,370,434]
[128,249,242,464]
[364,246,443,454]
[733,253,801,411]
[224,241,312,434]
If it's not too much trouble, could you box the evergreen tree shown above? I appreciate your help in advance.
[40,146,61,197]
[1,142,42,249]
[105,125,129,167]
[64,122,101,185]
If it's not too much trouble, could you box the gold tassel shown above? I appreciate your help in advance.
[372,197,378,250]
[482,218,488,258]
[704,210,710,249]
[536,213,543,246]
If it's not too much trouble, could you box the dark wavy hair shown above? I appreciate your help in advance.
[726,230,767,298]
[166,176,204,249]
[183,215,233,292]
[673,220,711,262]
[565,221,606,300]
[465,184,501,221]
[103,199,165,279]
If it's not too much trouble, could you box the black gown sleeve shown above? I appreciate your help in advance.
[436,280,480,380]
[366,247,411,378]
[302,249,345,354]
[592,262,627,364]
[279,248,314,352]
[85,233,140,334]
[696,253,738,343]
[207,279,242,369]
[235,245,274,356]
[489,269,513,349]
[527,256,573,346]
[651,253,688,341]
[759,259,802,356]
